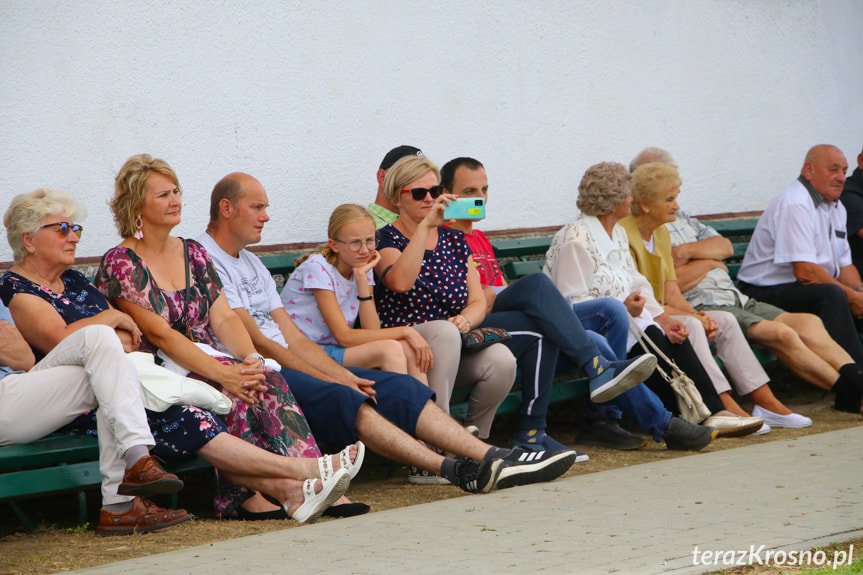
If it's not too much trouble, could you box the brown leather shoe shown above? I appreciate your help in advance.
[96,497,192,536]
[118,455,184,497]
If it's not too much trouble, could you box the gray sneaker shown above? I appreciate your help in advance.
[663,416,716,451]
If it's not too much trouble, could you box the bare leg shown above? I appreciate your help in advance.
[749,316,838,390]
[217,473,322,516]
[198,433,357,513]
[746,384,792,414]
[197,433,317,480]
[400,340,429,386]
[718,391,751,417]
[413,400,492,461]
[776,313,850,381]
[353,403,445,474]
[343,340,409,373]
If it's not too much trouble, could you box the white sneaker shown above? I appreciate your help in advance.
[753,422,771,435]
[752,405,813,429]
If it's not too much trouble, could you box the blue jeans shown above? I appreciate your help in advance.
[572,298,629,359]
[562,297,671,441]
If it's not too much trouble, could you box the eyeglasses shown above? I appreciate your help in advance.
[334,237,377,252]
[400,185,444,201]
[39,222,83,238]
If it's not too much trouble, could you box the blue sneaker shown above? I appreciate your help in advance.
[589,354,657,403]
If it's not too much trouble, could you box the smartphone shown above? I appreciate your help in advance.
[443,198,485,220]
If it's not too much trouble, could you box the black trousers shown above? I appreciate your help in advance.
[628,325,724,417]
[738,281,863,365]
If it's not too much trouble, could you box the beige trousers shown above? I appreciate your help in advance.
[412,320,517,438]
[0,325,154,505]
[675,311,769,397]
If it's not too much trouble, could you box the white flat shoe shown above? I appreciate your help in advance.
[287,468,350,524]
[752,405,813,429]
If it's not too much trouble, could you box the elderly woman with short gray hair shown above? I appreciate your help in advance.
[0,188,191,535]
[546,161,764,438]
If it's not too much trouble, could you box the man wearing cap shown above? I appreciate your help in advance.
[369,145,424,228]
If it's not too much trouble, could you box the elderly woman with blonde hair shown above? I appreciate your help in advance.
[621,162,808,432]
[545,161,763,438]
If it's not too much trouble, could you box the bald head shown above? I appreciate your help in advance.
[801,144,848,203]
[630,147,677,173]
[802,145,844,171]
[209,172,261,224]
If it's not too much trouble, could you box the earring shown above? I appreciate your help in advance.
[133,215,144,240]
[644,209,650,214]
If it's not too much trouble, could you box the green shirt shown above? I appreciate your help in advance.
[368,203,398,229]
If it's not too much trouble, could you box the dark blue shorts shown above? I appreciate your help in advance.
[280,367,435,451]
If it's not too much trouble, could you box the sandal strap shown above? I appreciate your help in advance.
[317,455,334,482]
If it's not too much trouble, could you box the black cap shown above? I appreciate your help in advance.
[379,145,424,170]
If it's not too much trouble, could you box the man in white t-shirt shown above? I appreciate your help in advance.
[197,172,578,494]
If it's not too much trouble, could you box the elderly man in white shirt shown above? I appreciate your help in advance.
[736,145,863,414]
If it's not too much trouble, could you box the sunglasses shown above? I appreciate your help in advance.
[400,185,444,201]
[39,222,83,238]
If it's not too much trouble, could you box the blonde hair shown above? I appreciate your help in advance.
[383,155,440,206]
[4,188,86,264]
[296,204,375,266]
[111,154,181,238]
[630,163,682,215]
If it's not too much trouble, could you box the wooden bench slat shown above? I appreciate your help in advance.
[705,218,759,238]
[0,435,99,470]
[492,237,553,259]
[0,461,102,501]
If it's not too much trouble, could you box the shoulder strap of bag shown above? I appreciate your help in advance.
[627,317,680,383]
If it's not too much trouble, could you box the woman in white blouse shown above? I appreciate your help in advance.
[545,161,762,437]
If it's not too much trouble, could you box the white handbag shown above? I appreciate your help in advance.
[628,319,712,424]
[126,351,232,415]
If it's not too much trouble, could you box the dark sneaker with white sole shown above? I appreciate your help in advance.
[489,448,577,492]
[663,416,716,451]
[589,354,657,403]
[452,458,493,493]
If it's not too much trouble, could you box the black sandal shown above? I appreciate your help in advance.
[232,505,288,521]
[321,502,370,518]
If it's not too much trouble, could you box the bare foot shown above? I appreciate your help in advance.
[281,479,323,518]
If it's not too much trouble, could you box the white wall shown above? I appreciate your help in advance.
[2,0,862,263]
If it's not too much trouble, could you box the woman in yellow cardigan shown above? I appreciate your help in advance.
[620,162,804,432]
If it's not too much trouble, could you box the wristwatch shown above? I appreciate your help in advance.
[246,353,265,365]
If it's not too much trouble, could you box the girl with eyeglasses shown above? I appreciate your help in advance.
[281,204,431,386]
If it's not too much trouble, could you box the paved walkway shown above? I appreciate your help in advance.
[75,427,863,575]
